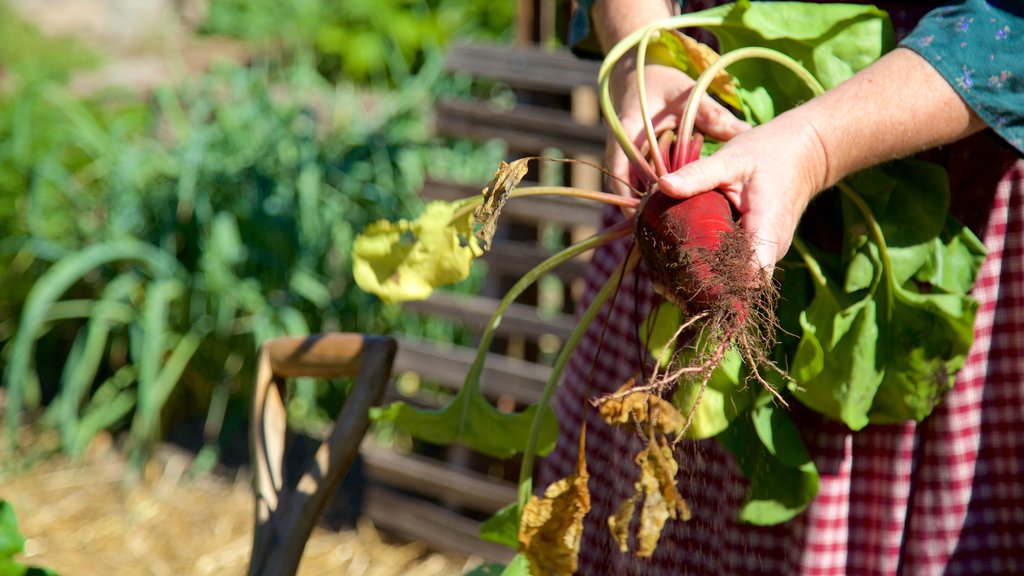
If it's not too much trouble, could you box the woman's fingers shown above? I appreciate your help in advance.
[692,92,750,142]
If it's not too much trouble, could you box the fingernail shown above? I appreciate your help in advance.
[657,174,683,196]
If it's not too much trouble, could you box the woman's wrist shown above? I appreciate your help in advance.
[592,0,678,53]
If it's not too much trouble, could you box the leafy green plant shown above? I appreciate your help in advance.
[1,44,505,471]
[202,0,514,83]
[352,2,983,572]
[0,500,59,576]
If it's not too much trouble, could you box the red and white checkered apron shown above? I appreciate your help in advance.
[539,132,1024,572]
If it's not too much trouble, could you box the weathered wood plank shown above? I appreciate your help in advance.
[436,99,606,158]
[363,485,517,563]
[403,291,577,342]
[361,439,517,513]
[483,241,588,282]
[445,41,599,93]
[392,337,550,405]
[420,179,604,229]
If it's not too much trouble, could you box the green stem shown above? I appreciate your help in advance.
[678,46,825,158]
[448,186,640,225]
[458,223,633,457]
[838,181,895,319]
[636,28,668,176]
[516,246,642,515]
[598,15,725,186]
[462,220,634,395]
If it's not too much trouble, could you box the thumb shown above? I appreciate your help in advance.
[657,157,728,199]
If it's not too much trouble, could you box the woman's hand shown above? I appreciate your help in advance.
[658,111,829,272]
[657,47,987,273]
[607,58,749,199]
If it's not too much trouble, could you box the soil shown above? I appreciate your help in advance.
[1,429,479,575]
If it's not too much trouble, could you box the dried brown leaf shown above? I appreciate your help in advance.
[635,436,691,557]
[519,427,590,576]
[596,382,685,436]
[473,158,530,250]
[608,493,639,554]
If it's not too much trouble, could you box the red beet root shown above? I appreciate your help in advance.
[635,189,748,317]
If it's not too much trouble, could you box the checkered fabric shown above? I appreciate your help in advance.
[538,142,1024,574]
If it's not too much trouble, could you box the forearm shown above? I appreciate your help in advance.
[591,0,678,52]
[792,47,987,190]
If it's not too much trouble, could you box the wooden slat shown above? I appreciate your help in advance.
[363,485,516,563]
[361,439,516,513]
[421,179,604,229]
[392,337,550,405]
[403,291,577,342]
[436,99,606,158]
[445,41,600,93]
[483,241,587,282]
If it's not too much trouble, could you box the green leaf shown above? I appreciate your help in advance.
[915,217,987,295]
[717,407,819,526]
[703,0,892,123]
[671,346,748,440]
[464,554,530,576]
[750,399,812,469]
[868,287,977,423]
[3,240,180,442]
[0,502,25,559]
[0,502,59,576]
[844,160,951,287]
[789,266,882,431]
[642,302,749,439]
[480,502,519,548]
[372,388,558,459]
[353,201,482,303]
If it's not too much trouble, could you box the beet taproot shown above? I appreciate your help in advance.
[635,189,752,317]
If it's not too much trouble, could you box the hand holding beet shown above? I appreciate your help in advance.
[658,111,828,273]
[608,61,748,199]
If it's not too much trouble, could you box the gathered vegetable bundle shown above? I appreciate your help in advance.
[353,2,984,574]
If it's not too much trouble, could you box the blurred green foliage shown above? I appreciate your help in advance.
[0,3,507,470]
[202,0,515,83]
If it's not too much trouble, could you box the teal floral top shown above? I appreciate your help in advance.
[569,1,1024,154]
[901,1,1023,153]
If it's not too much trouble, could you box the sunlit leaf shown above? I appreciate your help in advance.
[473,158,530,250]
[641,302,749,439]
[652,31,740,108]
[718,406,818,526]
[480,502,519,548]
[353,201,482,303]
[371,388,557,459]
[519,428,590,576]
[595,381,685,436]
[633,436,690,557]
[696,0,892,123]
[0,501,59,575]
[608,493,639,554]
[463,554,531,576]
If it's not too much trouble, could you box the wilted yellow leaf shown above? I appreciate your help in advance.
[608,435,691,558]
[353,201,483,303]
[520,428,590,576]
[473,158,530,250]
[635,436,691,557]
[608,493,639,554]
[595,381,685,436]
[651,31,740,109]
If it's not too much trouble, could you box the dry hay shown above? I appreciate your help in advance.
[1,430,480,576]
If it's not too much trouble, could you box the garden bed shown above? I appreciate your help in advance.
[2,429,478,576]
